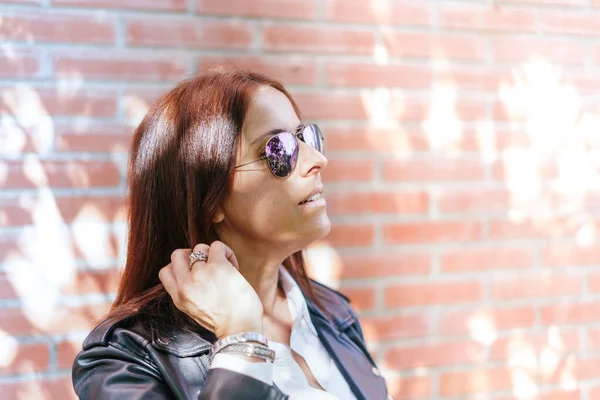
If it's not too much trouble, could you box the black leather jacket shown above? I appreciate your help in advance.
[72,280,390,400]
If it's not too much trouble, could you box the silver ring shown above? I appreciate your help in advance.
[189,250,209,269]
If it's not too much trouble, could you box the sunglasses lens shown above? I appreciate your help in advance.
[302,124,324,154]
[265,132,298,178]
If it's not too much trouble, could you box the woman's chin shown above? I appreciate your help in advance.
[303,216,331,244]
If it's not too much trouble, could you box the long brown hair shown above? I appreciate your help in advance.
[106,70,328,334]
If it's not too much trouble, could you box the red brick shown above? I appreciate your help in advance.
[0,229,122,264]
[55,122,132,153]
[122,87,166,119]
[383,32,486,60]
[492,37,587,64]
[360,314,429,342]
[127,17,254,49]
[293,92,367,120]
[440,367,512,396]
[385,281,483,307]
[198,0,317,19]
[198,56,317,85]
[1,160,121,189]
[492,274,582,301]
[385,340,485,369]
[496,389,580,400]
[53,52,189,81]
[0,342,49,374]
[57,195,126,223]
[455,99,489,121]
[0,195,126,227]
[499,0,587,4]
[339,287,375,311]
[387,376,431,399]
[0,11,115,44]
[0,304,110,336]
[572,356,600,381]
[440,306,536,336]
[384,221,483,244]
[54,0,185,10]
[589,273,600,293]
[0,269,120,299]
[588,327,600,350]
[0,272,19,299]
[437,189,511,214]
[541,11,600,36]
[58,338,84,369]
[441,247,534,273]
[0,202,34,227]
[263,24,375,55]
[0,48,41,78]
[0,86,117,117]
[383,159,486,182]
[322,158,375,182]
[541,244,600,267]
[326,190,428,216]
[438,67,508,92]
[439,4,537,32]
[1,377,77,399]
[339,252,430,279]
[540,301,600,325]
[2,0,41,4]
[325,63,432,88]
[62,269,121,296]
[325,127,429,153]
[572,74,600,93]
[324,0,431,25]
[326,223,374,247]
[490,218,584,240]
[489,330,579,362]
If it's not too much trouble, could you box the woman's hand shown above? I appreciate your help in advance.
[159,241,264,339]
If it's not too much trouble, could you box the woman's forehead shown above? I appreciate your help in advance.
[242,86,300,144]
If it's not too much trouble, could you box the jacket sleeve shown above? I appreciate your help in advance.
[72,343,288,400]
[72,342,172,400]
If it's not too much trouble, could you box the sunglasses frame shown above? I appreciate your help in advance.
[234,124,324,178]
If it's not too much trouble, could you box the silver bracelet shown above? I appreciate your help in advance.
[211,332,269,356]
[217,343,276,363]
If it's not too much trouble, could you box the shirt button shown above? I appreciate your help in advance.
[372,366,381,376]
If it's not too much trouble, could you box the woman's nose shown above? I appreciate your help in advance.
[297,140,327,176]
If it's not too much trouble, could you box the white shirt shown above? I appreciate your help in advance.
[210,266,357,400]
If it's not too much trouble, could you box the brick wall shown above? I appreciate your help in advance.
[2,0,600,399]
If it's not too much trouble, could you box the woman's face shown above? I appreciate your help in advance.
[216,85,330,251]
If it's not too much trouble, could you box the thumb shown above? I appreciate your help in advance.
[208,240,240,270]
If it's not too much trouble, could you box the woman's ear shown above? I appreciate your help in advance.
[211,209,225,224]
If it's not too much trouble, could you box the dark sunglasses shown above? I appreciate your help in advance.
[234,124,324,178]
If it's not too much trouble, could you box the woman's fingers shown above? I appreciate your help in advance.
[158,264,178,303]
[190,243,211,270]
[170,248,191,285]
[208,241,239,270]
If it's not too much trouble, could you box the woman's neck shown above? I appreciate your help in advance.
[219,234,291,317]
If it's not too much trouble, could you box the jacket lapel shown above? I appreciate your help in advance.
[305,292,388,400]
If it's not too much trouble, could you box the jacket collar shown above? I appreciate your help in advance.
[303,281,386,400]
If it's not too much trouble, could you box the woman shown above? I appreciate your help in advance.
[72,71,390,400]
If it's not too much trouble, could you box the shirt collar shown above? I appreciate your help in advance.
[278,265,319,336]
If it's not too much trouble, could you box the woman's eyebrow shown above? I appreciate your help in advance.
[250,124,303,147]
